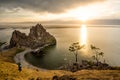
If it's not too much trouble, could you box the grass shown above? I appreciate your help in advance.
[0,48,120,80]
[0,47,25,63]
[0,61,71,80]
[73,70,120,80]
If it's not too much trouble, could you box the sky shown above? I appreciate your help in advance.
[0,0,120,23]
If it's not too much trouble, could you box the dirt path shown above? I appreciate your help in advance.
[14,49,48,71]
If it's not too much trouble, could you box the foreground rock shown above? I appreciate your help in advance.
[59,60,120,72]
[9,24,56,49]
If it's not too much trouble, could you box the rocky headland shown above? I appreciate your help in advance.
[8,24,56,71]
[9,24,56,49]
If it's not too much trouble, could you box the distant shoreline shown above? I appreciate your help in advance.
[0,24,120,30]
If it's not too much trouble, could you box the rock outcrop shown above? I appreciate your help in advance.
[9,24,56,49]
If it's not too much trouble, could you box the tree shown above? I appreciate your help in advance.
[69,42,84,63]
[91,45,104,65]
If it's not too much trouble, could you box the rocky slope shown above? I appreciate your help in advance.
[9,24,56,49]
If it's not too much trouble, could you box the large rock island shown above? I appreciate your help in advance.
[9,24,56,49]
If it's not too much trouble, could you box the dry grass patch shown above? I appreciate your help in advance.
[73,70,120,80]
[0,47,25,63]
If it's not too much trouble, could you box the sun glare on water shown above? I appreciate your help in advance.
[80,24,87,46]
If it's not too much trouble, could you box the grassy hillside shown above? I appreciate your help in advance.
[73,70,120,80]
[0,48,120,80]
[0,48,24,63]
[0,48,72,80]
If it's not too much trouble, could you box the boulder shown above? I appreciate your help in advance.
[9,24,56,49]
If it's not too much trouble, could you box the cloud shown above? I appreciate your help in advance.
[0,0,105,13]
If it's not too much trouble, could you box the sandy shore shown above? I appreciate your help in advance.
[14,49,48,71]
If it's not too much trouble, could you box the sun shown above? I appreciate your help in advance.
[73,7,91,22]
[66,7,92,22]
[65,3,106,22]
[77,15,89,22]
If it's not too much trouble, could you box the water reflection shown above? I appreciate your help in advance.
[80,24,87,46]
[80,24,89,56]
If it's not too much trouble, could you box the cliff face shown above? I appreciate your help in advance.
[9,24,56,49]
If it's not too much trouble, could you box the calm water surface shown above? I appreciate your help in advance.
[0,25,120,69]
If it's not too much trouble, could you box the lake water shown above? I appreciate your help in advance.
[0,25,120,69]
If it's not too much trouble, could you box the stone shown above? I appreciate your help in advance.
[9,24,56,49]
[52,75,59,80]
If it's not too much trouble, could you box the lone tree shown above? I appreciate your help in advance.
[91,45,104,65]
[69,42,84,63]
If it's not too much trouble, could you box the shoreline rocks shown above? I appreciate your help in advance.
[9,24,56,49]
[59,60,119,72]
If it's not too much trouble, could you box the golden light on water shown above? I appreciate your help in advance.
[80,24,87,46]
[80,24,89,56]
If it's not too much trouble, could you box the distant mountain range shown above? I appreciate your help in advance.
[87,19,120,25]
[0,19,120,25]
